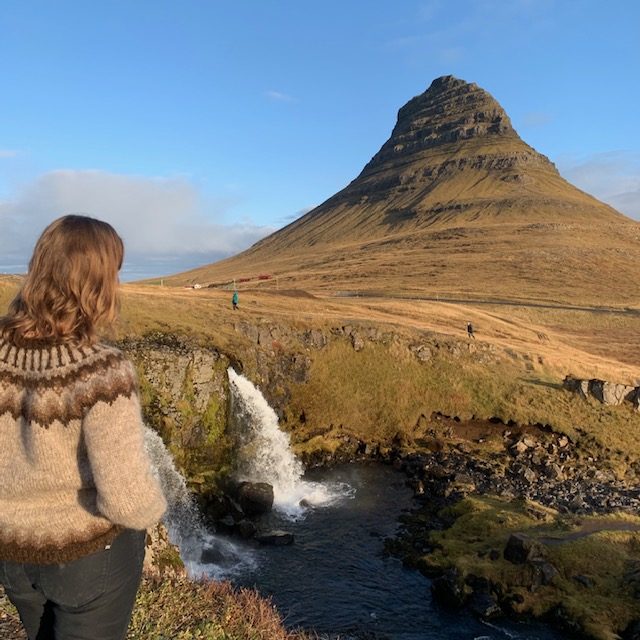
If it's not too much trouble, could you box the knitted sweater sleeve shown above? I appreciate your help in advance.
[82,356,167,530]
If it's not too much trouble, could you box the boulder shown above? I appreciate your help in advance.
[237,519,258,539]
[255,530,294,546]
[432,569,465,608]
[215,515,237,535]
[236,481,274,516]
[589,379,635,405]
[531,559,559,585]
[467,590,501,618]
[503,533,545,564]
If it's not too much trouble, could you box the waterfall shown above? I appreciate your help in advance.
[227,368,353,518]
[143,426,256,579]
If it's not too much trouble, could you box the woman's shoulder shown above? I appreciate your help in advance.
[0,337,137,387]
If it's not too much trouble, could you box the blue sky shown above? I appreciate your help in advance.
[1,0,639,279]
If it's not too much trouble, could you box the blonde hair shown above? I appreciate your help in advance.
[0,215,124,345]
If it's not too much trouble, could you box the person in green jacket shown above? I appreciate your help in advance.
[232,290,239,310]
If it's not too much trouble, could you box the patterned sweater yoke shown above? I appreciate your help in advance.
[0,337,167,565]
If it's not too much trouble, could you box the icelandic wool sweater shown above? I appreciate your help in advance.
[0,337,167,564]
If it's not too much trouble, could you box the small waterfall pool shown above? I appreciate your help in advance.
[164,369,567,640]
[202,462,565,640]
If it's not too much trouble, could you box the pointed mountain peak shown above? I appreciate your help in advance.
[361,76,520,177]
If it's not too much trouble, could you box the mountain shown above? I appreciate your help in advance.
[166,76,640,306]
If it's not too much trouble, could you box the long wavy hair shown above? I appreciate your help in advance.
[0,215,124,345]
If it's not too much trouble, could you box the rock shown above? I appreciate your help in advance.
[304,329,327,349]
[467,590,501,618]
[412,345,433,362]
[432,569,465,608]
[456,442,472,454]
[589,379,635,405]
[531,559,559,585]
[255,530,294,546]
[623,619,640,640]
[200,545,227,564]
[236,481,274,516]
[504,533,545,564]
[257,326,272,346]
[562,375,580,392]
[544,462,565,481]
[572,574,594,588]
[215,515,237,535]
[237,519,258,539]
[518,465,538,485]
[511,441,529,456]
[351,331,365,351]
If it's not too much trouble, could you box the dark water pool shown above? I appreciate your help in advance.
[231,463,568,640]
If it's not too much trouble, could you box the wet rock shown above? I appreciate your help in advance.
[256,530,294,546]
[432,569,465,608]
[467,590,501,619]
[215,515,237,535]
[547,605,583,635]
[237,519,258,539]
[200,545,227,564]
[236,481,274,516]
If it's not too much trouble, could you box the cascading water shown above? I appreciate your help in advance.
[227,367,353,517]
[143,426,256,579]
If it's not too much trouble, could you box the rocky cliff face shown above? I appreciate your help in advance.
[358,75,540,176]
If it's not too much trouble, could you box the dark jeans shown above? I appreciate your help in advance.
[0,529,145,640]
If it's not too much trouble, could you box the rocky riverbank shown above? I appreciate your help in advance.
[376,417,640,640]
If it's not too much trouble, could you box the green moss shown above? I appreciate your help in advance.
[417,495,640,640]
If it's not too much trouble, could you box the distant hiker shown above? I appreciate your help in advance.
[232,290,239,310]
[467,322,475,339]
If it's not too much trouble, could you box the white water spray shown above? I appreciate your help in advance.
[143,426,256,579]
[228,368,353,518]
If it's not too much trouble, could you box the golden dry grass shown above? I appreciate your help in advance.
[118,284,640,385]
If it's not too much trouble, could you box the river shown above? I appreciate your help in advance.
[216,463,566,639]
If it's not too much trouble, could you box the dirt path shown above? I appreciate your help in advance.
[540,520,640,545]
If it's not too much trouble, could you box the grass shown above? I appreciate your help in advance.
[0,578,313,640]
[419,495,640,640]
[128,576,312,640]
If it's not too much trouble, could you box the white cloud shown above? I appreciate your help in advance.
[0,150,19,158]
[0,170,275,276]
[265,90,296,103]
[558,151,640,220]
